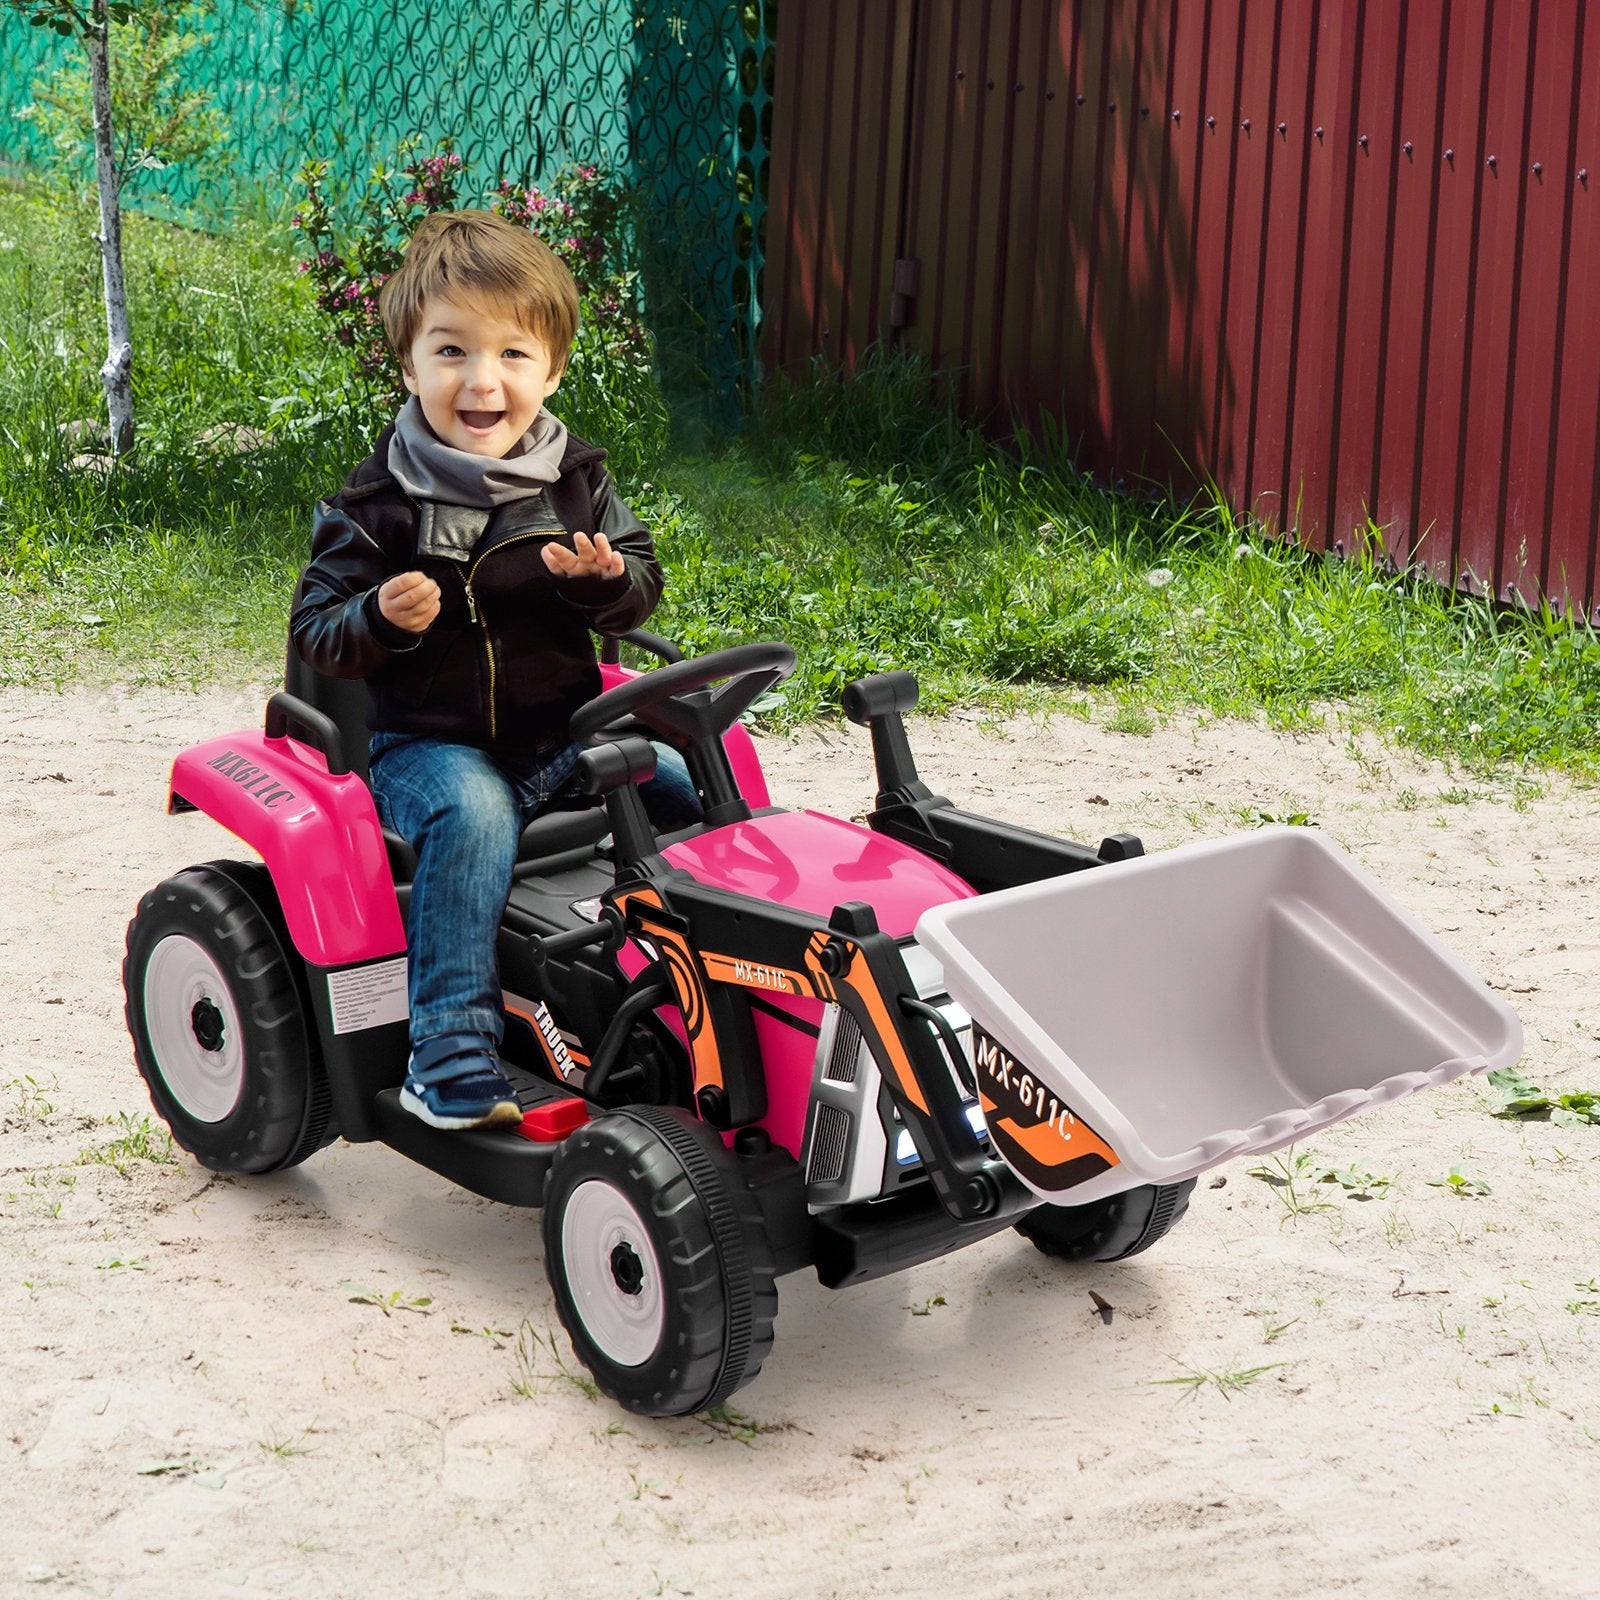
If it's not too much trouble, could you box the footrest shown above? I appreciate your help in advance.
[374,1087,566,1207]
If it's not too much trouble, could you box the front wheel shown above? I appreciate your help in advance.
[1015,1179,1197,1263]
[541,1106,778,1417]
[123,861,335,1174]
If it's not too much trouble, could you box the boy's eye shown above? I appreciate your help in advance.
[503,348,527,360]
[437,344,464,357]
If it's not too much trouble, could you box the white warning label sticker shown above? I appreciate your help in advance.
[327,957,409,1035]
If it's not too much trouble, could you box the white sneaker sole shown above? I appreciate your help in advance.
[398,1088,523,1131]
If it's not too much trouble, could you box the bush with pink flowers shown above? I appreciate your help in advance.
[292,141,652,426]
[293,139,467,403]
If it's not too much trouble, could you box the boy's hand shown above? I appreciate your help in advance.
[543,532,626,581]
[377,571,440,633]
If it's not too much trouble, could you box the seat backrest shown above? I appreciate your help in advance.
[281,641,609,881]
[284,645,373,785]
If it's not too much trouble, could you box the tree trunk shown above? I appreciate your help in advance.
[87,0,133,456]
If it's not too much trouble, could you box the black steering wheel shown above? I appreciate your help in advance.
[571,641,796,749]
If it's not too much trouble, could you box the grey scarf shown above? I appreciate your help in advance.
[387,396,569,560]
[388,395,568,506]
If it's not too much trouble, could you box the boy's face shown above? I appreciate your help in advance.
[403,294,563,457]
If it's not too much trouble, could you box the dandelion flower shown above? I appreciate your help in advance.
[1146,567,1174,589]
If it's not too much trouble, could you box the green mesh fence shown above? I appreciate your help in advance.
[0,0,774,405]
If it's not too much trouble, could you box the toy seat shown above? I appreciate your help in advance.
[283,647,375,782]
[282,648,609,882]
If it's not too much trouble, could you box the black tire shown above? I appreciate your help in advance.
[541,1105,778,1417]
[1015,1178,1197,1263]
[123,861,336,1174]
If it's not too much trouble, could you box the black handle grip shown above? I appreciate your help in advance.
[576,736,659,796]
[842,670,920,725]
[264,691,350,776]
[600,629,686,667]
[619,628,686,664]
[527,908,624,967]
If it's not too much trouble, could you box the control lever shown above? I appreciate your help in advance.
[526,907,624,967]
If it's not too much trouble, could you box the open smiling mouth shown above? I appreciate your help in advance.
[458,410,505,430]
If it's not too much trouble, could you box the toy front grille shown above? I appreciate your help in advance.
[823,1012,862,1083]
[806,1103,852,1184]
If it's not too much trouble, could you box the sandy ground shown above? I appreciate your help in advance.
[2,684,1598,1600]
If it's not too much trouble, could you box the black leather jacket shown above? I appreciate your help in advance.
[290,424,663,755]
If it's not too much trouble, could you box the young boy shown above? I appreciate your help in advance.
[291,209,692,1131]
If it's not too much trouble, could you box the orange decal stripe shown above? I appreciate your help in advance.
[840,946,930,1117]
[995,1114,1120,1169]
[701,952,809,996]
[613,886,724,1093]
[644,922,723,1093]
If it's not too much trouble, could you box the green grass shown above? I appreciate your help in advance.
[3,181,1598,775]
[0,185,362,682]
[657,371,1600,764]
[1146,1358,1286,1402]
[79,1110,176,1174]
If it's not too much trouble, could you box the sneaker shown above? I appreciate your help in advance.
[399,1035,522,1131]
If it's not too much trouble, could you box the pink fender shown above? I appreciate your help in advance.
[168,731,405,968]
[597,661,772,808]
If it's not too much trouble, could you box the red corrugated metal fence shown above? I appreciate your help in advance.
[763,0,1600,621]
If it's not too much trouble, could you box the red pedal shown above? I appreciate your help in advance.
[515,1098,589,1142]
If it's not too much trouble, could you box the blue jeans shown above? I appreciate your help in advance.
[370,733,700,1046]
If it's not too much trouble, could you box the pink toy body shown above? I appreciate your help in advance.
[129,641,1514,1421]
[614,808,977,1155]
[168,667,772,973]
[660,809,975,937]
[168,731,404,967]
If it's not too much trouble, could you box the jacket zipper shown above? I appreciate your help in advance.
[463,530,553,743]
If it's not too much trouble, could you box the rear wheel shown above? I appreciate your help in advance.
[1015,1179,1197,1263]
[123,862,335,1174]
[541,1105,777,1417]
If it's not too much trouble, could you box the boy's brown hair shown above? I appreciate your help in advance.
[378,210,580,375]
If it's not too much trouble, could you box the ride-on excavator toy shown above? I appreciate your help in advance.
[123,636,1521,1416]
